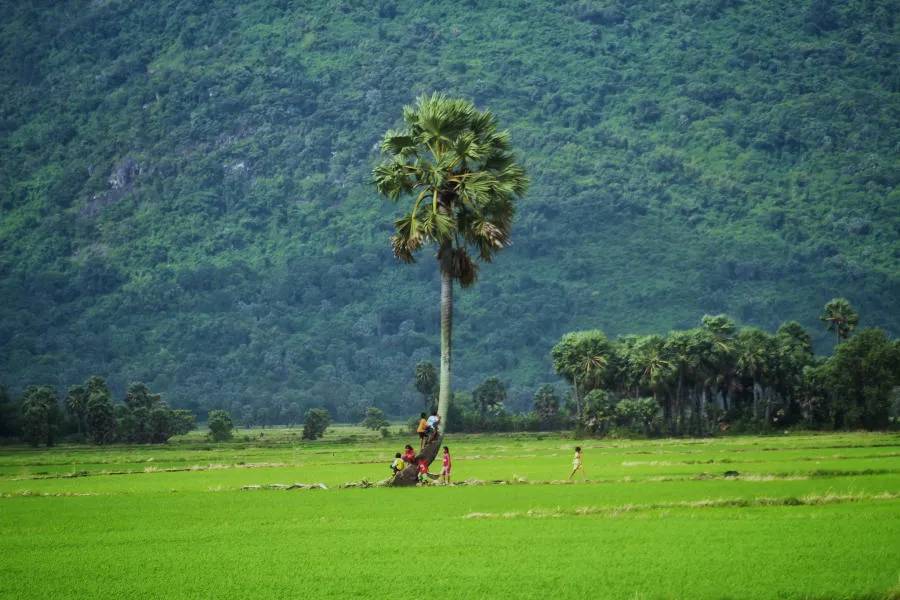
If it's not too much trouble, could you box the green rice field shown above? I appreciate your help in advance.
[1,429,898,599]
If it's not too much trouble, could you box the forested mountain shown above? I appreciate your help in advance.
[1,0,897,419]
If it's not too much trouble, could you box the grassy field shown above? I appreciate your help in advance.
[1,429,898,599]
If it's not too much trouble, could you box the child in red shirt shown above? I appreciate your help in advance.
[417,458,431,483]
[402,444,416,465]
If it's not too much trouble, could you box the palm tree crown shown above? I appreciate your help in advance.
[820,298,859,348]
[374,93,528,286]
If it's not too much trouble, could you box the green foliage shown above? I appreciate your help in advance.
[472,376,508,424]
[85,382,116,445]
[615,397,661,436]
[20,385,61,447]
[0,0,897,423]
[207,410,234,442]
[301,408,331,441]
[414,361,439,412]
[817,328,900,429]
[0,383,19,437]
[551,331,613,416]
[533,383,561,427]
[820,298,860,349]
[361,407,389,430]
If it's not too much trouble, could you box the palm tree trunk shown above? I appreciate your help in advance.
[752,379,760,422]
[437,266,452,435]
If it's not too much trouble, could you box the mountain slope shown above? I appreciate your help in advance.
[0,0,897,416]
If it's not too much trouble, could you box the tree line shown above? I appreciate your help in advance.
[438,299,898,436]
[0,377,196,447]
[2,299,896,445]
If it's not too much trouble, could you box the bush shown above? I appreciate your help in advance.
[362,407,390,430]
[207,410,234,442]
[302,408,331,441]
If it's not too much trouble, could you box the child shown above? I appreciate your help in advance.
[417,458,432,483]
[402,444,416,465]
[390,452,405,476]
[568,446,586,481]
[440,446,452,484]
[426,410,441,441]
[416,413,428,449]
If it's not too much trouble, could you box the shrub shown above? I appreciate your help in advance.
[302,408,331,441]
[207,410,234,442]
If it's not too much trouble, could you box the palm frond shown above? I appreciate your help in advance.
[390,235,417,263]
[380,131,419,157]
[373,160,415,201]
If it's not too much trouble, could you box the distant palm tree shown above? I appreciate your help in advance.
[551,331,612,420]
[374,94,528,433]
[414,360,439,412]
[820,298,859,348]
[736,327,775,423]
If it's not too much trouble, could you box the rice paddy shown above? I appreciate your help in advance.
[1,429,898,599]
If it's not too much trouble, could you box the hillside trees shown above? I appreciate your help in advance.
[0,385,18,437]
[472,376,507,426]
[374,94,528,436]
[551,307,898,435]
[20,385,61,447]
[0,1,898,419]
[817,329,900,429]
[533,383,561,427]
[6,377,193,445]
[414,360,439,412]
[820,298,859,349]
[551,331,613,420]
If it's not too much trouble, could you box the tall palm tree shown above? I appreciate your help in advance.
[736,327,776,423]
[630,334,673,423]
[820,298,859,349]
[374,94,528,434]
[551,331,612,419]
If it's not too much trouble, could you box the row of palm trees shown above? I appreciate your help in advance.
[551,299,887,434]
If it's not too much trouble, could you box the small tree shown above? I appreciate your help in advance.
[302,408,332,440]
[362,407,390,430]
[583,389,616,436]
[615,397,660,437]
[414,361,439,412]
[20,385,61,447]
[473,376,507,426]
[207,410,234,442]
[170,410,196,437]
[86,391,116,445]
[533,383,560,427]
[0,383,20,438]
[282,402,301,427]
[820,298,859,349]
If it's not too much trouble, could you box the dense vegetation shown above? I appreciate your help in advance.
[1,0,898,421]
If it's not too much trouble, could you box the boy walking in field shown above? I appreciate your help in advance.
[568,446,586,481]
[440,446,452,484]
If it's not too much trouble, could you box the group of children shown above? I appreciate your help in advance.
[390,443,452,484]
[389,411,451,484]
[387,413,587,485]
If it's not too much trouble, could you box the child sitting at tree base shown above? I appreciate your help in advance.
[390,453,405,477]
